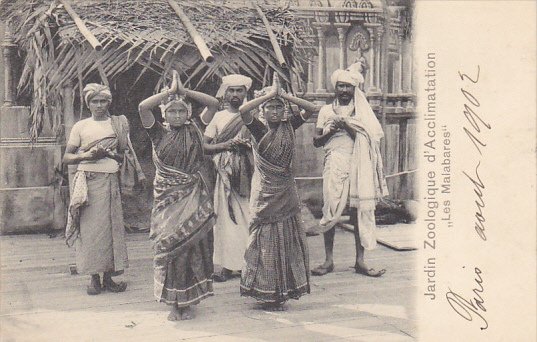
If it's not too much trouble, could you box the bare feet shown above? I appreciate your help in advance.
[167,305,194,321]
[180,306,194,320]
[212,268,233,282]
[260,301,287,311]
[167,305,182,321]
[311,261,334,276]
[353,261,386,277]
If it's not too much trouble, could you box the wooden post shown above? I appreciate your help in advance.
[2,22,16,106]
[58,0,102,51]
[249,0,287,68]
[167,0,214,63]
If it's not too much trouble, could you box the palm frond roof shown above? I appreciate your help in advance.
[1,0,312,139]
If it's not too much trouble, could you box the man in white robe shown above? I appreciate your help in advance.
[203,75,254,282]
[311,69,388,277]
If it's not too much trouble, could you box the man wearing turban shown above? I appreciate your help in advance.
[203,74,255,282]
[312,69,388,277]
[63,83,144,295]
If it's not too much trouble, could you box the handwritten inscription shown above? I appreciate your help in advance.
[446,267,488,330]
[444,66,490,330]
[463,162,486,241]
[459,65,490,241]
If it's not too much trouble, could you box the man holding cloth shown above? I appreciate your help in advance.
[312,69,388,277]
[203,74,254,282]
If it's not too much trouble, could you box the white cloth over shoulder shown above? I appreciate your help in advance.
[317,69,389,250]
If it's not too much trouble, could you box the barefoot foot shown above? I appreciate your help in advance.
[180,306,194,320]
[311,262,334,276]
[167,305,182,321]
[260,301,287,311]
[353,261,386,277]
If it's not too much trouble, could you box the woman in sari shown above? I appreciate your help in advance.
[138,71,219,321]
[238,76,320,310]
[64,83,144,295]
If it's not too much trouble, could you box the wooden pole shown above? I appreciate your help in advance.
[2,22,16,106]
[249,0,287,69]
[58,0,102,51]
[167,0,214,63]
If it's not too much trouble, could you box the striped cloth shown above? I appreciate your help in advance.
[240,121,310,302]
[148,123,215,307]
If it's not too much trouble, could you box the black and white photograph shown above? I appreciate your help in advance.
[0,1,534,341]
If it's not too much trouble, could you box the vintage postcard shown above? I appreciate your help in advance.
[0,0,535,341]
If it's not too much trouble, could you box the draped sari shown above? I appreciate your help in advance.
[240,120,310,302]
[148,122,215,306]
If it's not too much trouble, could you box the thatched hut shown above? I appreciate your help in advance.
[0,0,313,233]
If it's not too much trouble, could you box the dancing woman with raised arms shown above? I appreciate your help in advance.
[238,75,320,310]
[138,71,219,321]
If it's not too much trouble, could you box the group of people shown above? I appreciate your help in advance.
[63,67,388,321]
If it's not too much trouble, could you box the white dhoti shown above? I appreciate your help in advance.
[213,171,250,270]
[319,146,378,250]
[316,101,387,251]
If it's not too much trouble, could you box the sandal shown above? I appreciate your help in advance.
[352,265,386,277]
[311,263,334,276]
[102,279,127,293]
[87,275,102,295]
[212,269,232,282]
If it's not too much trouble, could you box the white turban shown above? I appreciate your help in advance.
[330,69,364,88]
[83,83,112,107]
[216,74,253,99]
[331,69,383,141]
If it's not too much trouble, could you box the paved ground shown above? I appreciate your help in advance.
[0,225,417,341]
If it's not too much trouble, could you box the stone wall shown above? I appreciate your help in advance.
[0,106,68,234]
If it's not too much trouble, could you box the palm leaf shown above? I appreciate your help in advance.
[1,0,312,140]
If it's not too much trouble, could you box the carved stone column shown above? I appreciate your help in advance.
[406,39,413,93]
[316,27,327,93]
[336,27,348,70]
[375,29,383,93]
[368,31,376,90]
[397,32,404,94]
[307,54,315,93]
[2,23,17,106]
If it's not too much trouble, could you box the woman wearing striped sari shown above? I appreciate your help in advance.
[138,71,219,321]
[238,76,320,310]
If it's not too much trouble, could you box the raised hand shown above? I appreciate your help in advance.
[169,70,179,94]
[271,73,281,97]
[174,70,187,95]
